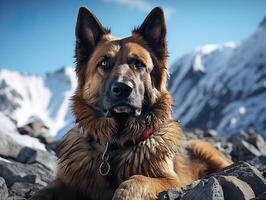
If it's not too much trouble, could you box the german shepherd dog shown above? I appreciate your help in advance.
[30,7,232,200]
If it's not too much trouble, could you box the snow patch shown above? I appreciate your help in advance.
[239,107,246,115]
[0,157,11,163]
[196,44,220,55]
[0,112,17,133]
[193,55,206,72]
[0,66,76,137]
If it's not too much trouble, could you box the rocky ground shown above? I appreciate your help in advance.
[0,113,58,200]
[158,128,266,200]
[0,115,265,199]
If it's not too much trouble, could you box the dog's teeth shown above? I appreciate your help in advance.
[113,106,131,113]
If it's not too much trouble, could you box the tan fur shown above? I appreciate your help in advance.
[30,7,232,200]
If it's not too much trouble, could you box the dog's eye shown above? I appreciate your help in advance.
[130,59,146,69]
[97,59,110,71]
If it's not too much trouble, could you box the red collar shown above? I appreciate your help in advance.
[124,128,154,146]
[84,128,154,148]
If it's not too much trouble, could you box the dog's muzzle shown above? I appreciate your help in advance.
[103,79,143,117]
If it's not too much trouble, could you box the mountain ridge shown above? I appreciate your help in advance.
[169,21,266,137]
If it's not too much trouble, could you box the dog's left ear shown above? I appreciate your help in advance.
[134,7,167,61]
[134,7,168,91]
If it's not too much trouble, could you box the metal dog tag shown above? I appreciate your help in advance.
[99,142,110,176]
[99,160,110,176]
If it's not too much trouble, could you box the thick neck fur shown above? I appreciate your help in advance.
[57,117,185,199]
[72,89,172,146]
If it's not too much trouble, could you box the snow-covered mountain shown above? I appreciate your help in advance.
[0,66,76,138]
[169,18,266,137]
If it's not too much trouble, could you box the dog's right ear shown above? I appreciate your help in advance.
[75,7,109,64]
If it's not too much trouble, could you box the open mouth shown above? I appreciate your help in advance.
[104,104,141,117]
[113,105,133,114]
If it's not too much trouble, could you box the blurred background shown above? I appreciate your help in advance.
[0,1,266,198]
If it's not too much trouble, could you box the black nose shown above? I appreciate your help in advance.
[111,81,133,98]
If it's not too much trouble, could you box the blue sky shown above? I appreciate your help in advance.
[0,0,265,74]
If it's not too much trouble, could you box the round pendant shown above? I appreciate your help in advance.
[99,161,110,176]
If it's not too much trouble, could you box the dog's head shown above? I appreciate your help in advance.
[73,7,172,142]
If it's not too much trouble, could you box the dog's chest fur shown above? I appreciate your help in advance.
[57,121,183,200]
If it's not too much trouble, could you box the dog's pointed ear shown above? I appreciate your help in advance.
[133,7,167,60]
[134,7,168,91]
[75,7,109,64]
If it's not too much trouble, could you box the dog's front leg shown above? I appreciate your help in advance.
[112,175,179,200]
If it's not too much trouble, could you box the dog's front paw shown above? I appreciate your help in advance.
[112,175,157,200]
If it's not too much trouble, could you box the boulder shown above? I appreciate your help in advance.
[9,182,42,199]
[0,177,8,200]
[209,162,266,196]
[157,180,200,200]
[18,120,54,144]
[158,177,224,200]
[181,177,224,200]
[204,129,218,137]
[45,141,60,156]
[1,130,47,152]
[0,129,49,160]
[217,176,255,200]
[0,130,24,159]
[0,158,54,189]
[17,147,57,171]
[229,131,266,161]
[158,162,266,200]
[248,156,266,174]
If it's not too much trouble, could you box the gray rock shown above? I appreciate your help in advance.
[248,156,266,173]
[182,177,224,200]
[217,176,255,200]
[17,147,57,171]
[0,159,54,188]
[45,141,60,156]
[0,130,24,159]
[251,192,266,200]
[9,182,42,199]
[204,129,218,137]
[0,130,52,166]
[158,180,200,200]
[158,177,224,200]
[158,177,225,200]
[0,177,8,200]
[158,161,266,200]
[210,162,266,196]
[18,120,54,144]
[229,131,266,161]
[185,129,266,162]
[248,132,266,155]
